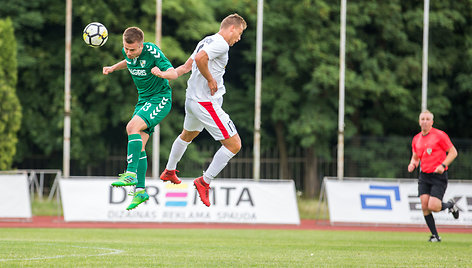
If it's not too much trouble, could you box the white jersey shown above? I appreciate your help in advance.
[186,33,229,101]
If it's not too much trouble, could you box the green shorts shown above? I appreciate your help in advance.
[133,95,172,135]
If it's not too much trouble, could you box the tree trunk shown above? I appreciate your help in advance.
[304,146,320,198]
[275,121,290,180]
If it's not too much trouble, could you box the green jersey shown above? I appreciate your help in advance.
[122,42,173,101]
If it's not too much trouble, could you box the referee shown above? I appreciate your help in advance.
[408,110,459,242]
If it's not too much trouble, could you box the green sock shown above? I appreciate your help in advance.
[126,134,142,174]
[137,151,147,188]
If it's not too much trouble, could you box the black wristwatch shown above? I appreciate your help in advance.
[441,163,447,168]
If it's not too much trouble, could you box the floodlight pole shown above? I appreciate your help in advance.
[253,0,263,181]
[152,0,162,179]
[337,0,346,180]
[421,0,430,111]
[63,0,72,178]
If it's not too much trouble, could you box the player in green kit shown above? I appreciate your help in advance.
[103,27,178,210]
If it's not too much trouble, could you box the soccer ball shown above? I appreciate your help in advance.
[83,22,108,47]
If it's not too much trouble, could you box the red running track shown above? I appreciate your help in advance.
[0,216,471,233]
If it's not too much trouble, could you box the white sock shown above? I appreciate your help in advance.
[166,137,191,170]
[203,146,235,184]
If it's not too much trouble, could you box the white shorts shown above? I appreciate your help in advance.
[183,98,237,141]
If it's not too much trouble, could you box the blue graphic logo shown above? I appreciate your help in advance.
[360,185,400,210]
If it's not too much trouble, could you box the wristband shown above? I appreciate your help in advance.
[441,163,447,168]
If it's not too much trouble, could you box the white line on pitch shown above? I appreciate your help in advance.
[0,244,124,262]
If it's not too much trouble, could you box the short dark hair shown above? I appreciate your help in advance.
[123,27,144,44]
[220,13,247,30]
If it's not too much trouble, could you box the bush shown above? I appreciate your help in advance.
[0,18,22,170]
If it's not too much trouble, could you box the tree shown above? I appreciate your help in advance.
[245,0,342,196]
[3,0,472,184]
[0,18,22,170]
[0,0,219,174]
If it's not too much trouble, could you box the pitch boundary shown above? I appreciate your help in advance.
[0,216,471,233]
[0,242,123,262]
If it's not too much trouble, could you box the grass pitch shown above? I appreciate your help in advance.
[0,228,471,267]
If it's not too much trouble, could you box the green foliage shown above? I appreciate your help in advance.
[2,0,472,180]
[345,136,412,178]
[0,18,21,170]
[0,0,220,172]
[0,18,17,87]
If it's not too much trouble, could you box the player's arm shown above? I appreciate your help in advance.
[195,50,218,96]
[151,67,178,80]
[435,145,458,174]
[408,152,420,172]
[443,145,458,166]
[175,57,193,77]
[103,60,127,75]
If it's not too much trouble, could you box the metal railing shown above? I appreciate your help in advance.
[0,169,61,201]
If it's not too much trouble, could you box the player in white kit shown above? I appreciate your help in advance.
[160,14,247,207]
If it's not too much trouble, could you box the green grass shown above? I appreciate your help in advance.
[1,228,471,267]
[31,197,63,216]
[297,197,328,220]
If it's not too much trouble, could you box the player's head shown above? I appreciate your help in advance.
[219,13,247,46]
[419,110,434,132]
[123,27,144,59]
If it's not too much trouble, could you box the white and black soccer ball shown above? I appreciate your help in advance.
[83,22,108,47]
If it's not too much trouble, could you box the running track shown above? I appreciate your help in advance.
[1,217,471,233]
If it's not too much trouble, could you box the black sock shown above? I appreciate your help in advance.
[424,214,438,236]
[441,201,453,211]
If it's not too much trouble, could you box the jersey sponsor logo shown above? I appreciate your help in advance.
[149,97,169,119]
[147,46,160,58]
[128,68,147,76]
[196,37,214,54]
[202,36,214,45]
[140,60,146,67]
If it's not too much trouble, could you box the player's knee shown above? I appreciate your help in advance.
[228,137,241,154]
[428,203,441,212]
[179,133,192,142]
[180,130,198,142]
[126,122,140,135]
[421,204,429,212]
[125,124,134,135]
[234,140,242,153]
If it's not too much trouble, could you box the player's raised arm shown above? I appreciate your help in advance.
[175,57,194,77]
[103,60,127,75]
[151,67,178,80]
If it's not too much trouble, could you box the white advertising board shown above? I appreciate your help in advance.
[0,174,32,218]
[325,177,472,225]
[60,178,300,224]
